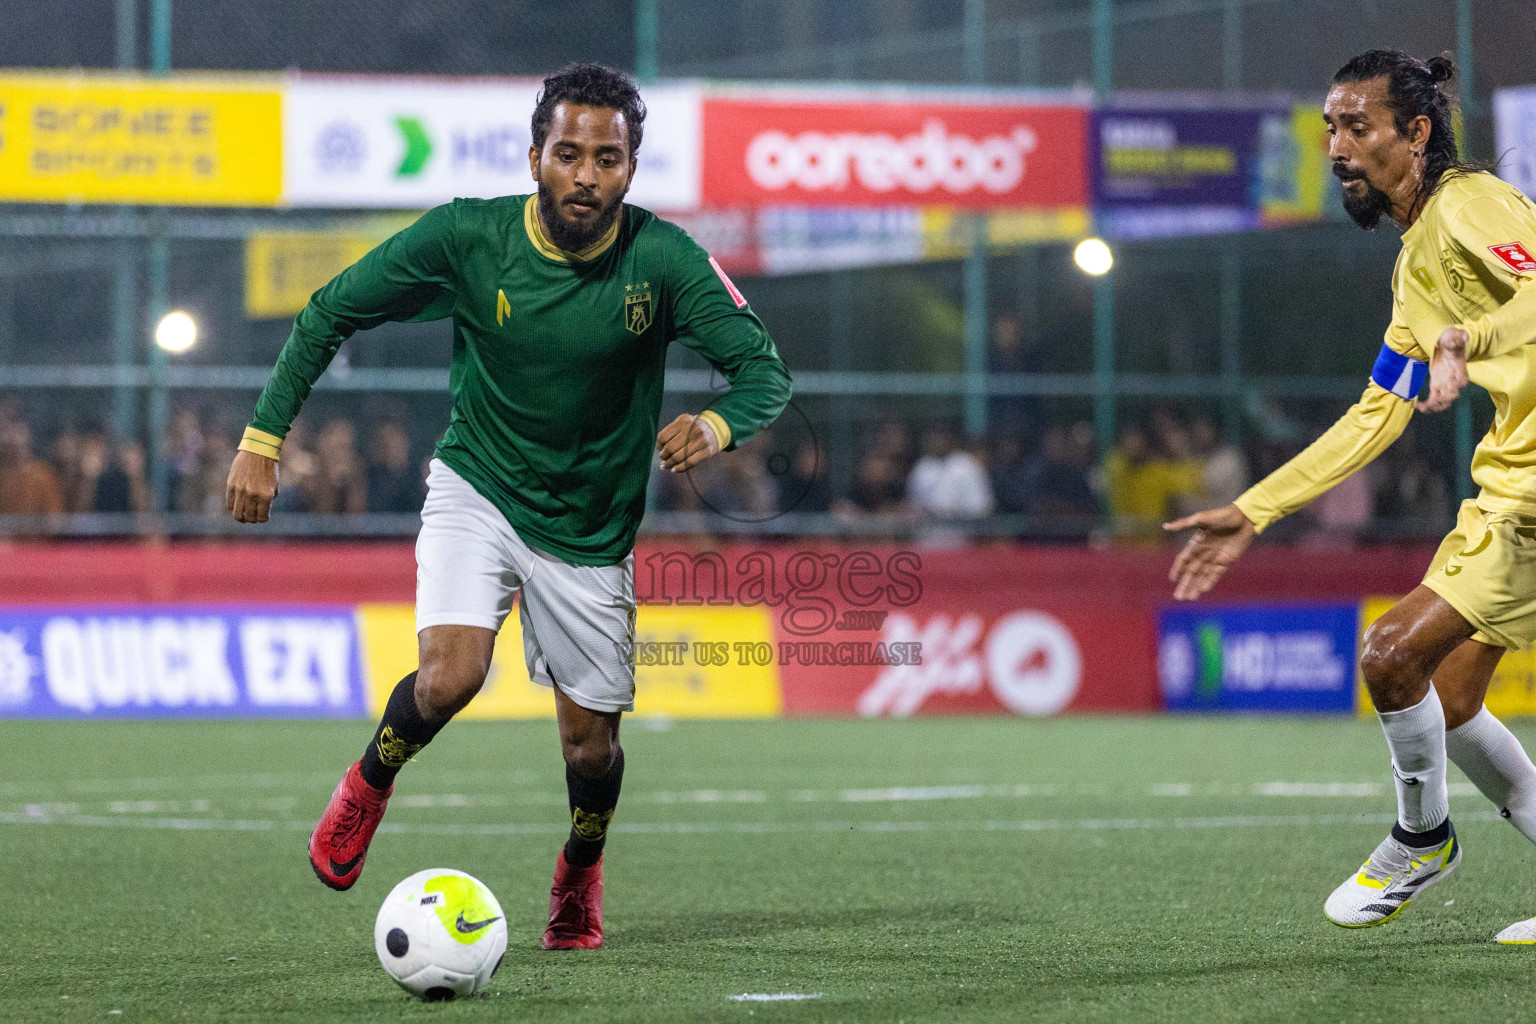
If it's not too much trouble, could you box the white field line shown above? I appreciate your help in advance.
[0,809,1509,837]
[3,780,1483,811]
[729,993,824,1002]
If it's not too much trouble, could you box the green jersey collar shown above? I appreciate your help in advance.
[524,196,620,264]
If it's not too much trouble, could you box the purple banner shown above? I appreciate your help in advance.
[0,605,367,719]
[1092,106,1289,239]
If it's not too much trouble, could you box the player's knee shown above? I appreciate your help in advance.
[1360,620,1426,708]
[414,652,490,723]
[562,736,618,780]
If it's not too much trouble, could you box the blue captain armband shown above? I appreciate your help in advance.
[1370,344,1429,400]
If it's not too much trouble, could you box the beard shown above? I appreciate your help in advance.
[536,180,623,253]
[1334,163,1393,230]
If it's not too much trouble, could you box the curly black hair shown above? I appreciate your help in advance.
[1333,49,1484,212]
[530,62,646,157]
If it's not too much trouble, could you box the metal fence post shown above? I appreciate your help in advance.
[147,0,171,509]
[1092,0,1115,456]
[961,0,989,438]
[635,0,659,81]
[1219,245,1243,442]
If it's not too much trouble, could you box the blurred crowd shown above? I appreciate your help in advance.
[654,407,1246,541]
[0,384,1453,542]
[0,402,426,519]
[655,394,1454,543]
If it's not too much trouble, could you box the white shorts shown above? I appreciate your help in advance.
[415,459,637,713]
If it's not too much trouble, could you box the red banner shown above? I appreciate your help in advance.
[702,97,1090,209]
[775,601,1158,717]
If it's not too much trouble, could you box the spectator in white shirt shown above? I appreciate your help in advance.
[907,423,994,519]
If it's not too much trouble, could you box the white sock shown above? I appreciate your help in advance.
[1446,705,1536,845]
[1378,685,1450,835]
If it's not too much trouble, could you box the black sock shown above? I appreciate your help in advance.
[564,747,624,868]
[358,672,445,791]
[1392,818,1452,848]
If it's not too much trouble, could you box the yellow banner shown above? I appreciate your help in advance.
[357,602,783,720]
[1357,597,1536,717]
[245,232,380,319]
[922,206,1090,260]
[0,73,281,205]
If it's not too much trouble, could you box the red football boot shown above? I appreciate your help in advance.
[542,850,604,949]
[308,761,392,891]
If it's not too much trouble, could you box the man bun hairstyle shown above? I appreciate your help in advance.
[1424,53,1456,86]
[1333,49,1481,209]
[531,62,646,158]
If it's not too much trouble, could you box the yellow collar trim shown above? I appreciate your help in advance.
[524,195,619,264]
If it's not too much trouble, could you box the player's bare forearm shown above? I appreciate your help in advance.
[226,449,279,524]
[1416,326,1470,413]
[1164,503,1258,601]
[656,414,721,473]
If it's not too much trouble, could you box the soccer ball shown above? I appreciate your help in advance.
[374,868,508,1001]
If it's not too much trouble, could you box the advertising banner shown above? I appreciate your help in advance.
[0,606,368,718]
[1092,104,1302,240]
[1260,104,1333,225]
[1,543,1465,720]
[356,603,783,720]
[281,76,700,212]
[701,94,1089,210]
[245,229,394,319]
[667,204,1090,278]
[0,73,282,206]
[1495,86,1536,201]
[1356,597,1536,718]
[1158,603,1359,713]
[777,602,1158,718]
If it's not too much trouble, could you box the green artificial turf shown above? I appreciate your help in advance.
[5,716,1536,1023]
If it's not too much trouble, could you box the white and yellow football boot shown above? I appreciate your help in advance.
[1324,821,1460,928]
[1495,918,1536,944]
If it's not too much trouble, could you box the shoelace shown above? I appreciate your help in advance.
[1360,836,1433,884]
[328,799,365,846]
[548,888,589,932]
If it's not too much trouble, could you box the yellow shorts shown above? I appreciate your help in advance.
[1423,499,1536,651]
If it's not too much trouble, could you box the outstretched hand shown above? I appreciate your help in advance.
[656,414,721,473]
[1163,503,1257,601]
[1416,326,1470,414]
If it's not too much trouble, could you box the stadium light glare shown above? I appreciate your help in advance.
[1074,238,1114,276]
[155,311,198,353]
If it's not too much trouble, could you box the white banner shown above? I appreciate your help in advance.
[1495,86,1536,200]
[281,75,700,212]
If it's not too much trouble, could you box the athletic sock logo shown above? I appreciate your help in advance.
[376,726,425,768]
[571,806,615,841]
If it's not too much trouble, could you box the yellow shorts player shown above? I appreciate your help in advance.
[1167,49,1536,941]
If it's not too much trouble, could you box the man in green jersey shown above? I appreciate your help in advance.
[225,63,792,949]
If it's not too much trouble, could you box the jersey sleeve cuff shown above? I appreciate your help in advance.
[1460,315,1496,361]
[696,409,732,451]
[238,426,283,462]
[1232,490,1274,534]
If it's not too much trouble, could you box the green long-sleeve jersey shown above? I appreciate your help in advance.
[242,195,792,566]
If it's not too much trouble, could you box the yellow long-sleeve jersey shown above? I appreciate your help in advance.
[1236,170,1536,531]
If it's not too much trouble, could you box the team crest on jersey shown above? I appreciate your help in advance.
[624,284,653,335]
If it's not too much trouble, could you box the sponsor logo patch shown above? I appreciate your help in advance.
[1411,266,1442,301]
[1489,242,1536,273]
